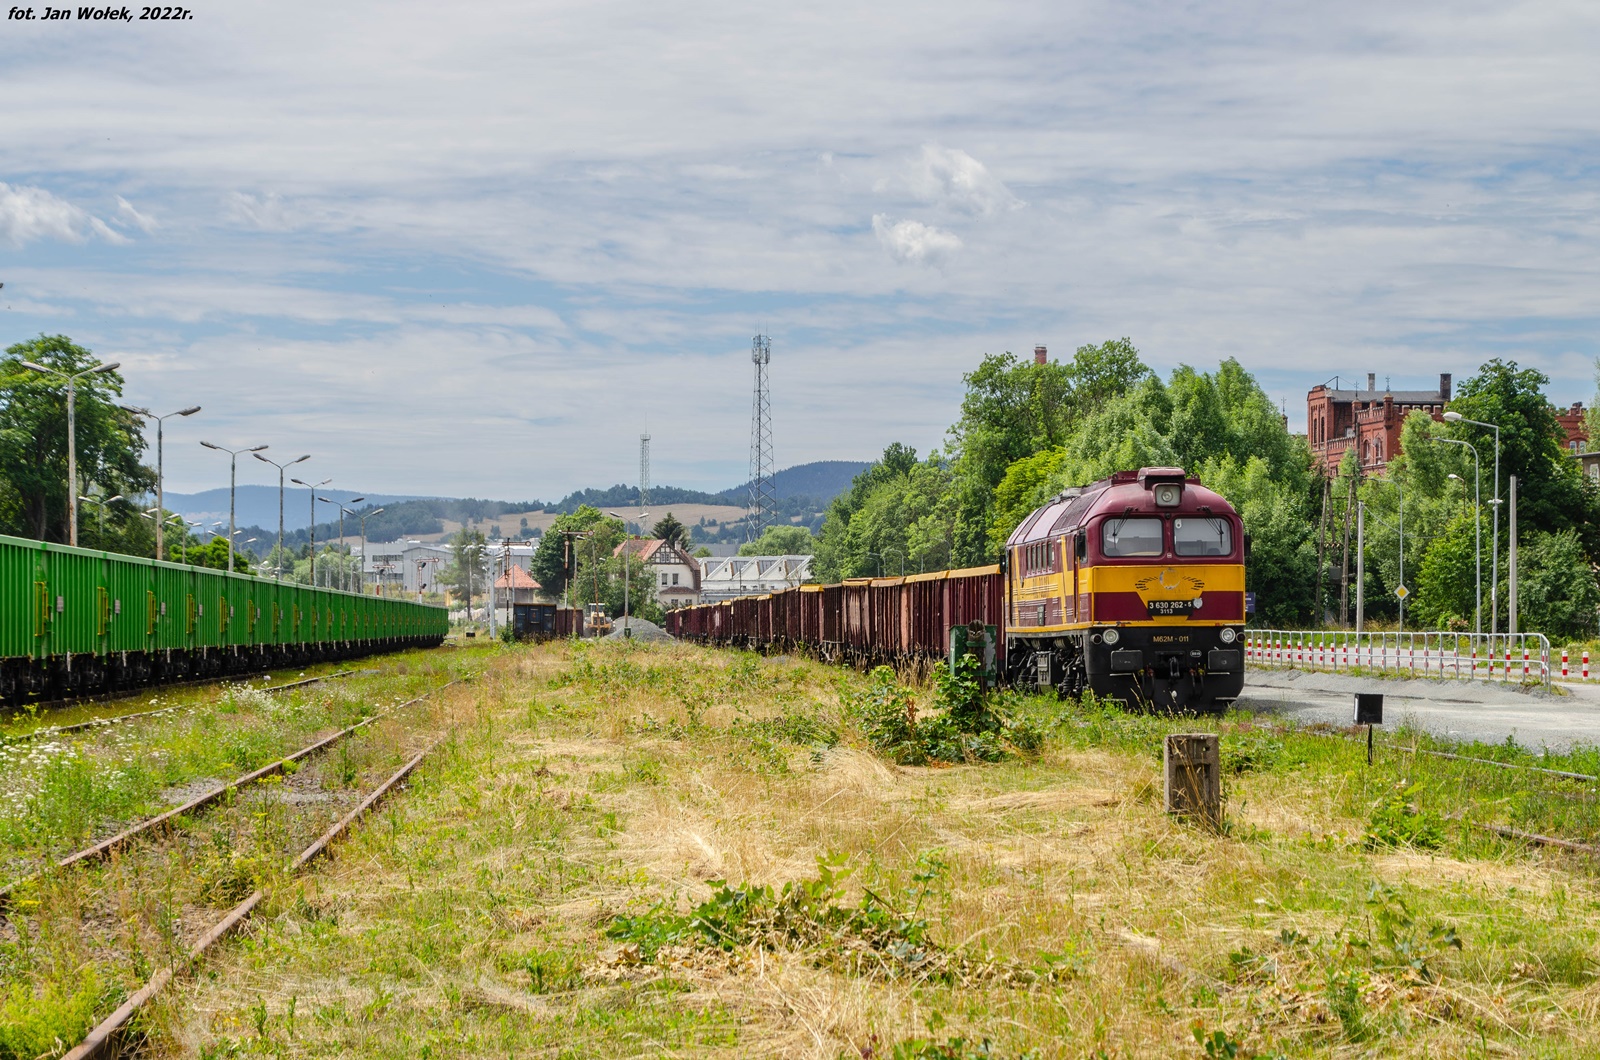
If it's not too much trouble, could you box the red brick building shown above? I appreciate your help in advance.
[1556,402,1589,454]
[1308,375,1590,476]
[1307,373,1451,475]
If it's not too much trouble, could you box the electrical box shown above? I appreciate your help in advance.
[949,622,998,681]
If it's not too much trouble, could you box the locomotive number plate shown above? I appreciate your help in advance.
[1146,598,1198,617]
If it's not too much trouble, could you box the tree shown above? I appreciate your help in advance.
[652,512,690,549]
[1448,359,1596,545]
[738,525,816,556]
[170,536,254,573]
[944,340,1154,565]
[443,527,487,610]
[814,446,954,580]
[1515,530,1600,641]
[0,335,155,548]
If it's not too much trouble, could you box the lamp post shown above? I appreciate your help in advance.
[145,507,185,554]
[881,548,906,576]
[1437,436,1483,637]
[254,452,310,580]
[1364,477,1404,631]
[20,357,121,546]
[609,511,647,637]
[77,493,123,544]
[319,497,365,591]
[356,507,385,593]
[1443,411,1501,634]
[292,477,333,585]
[122,404,201,560]
[199,441,268,573]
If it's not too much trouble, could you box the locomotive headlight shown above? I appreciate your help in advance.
[1102,627,1121,646]
[1153,482,1182,507]
[1219,627,1237,644]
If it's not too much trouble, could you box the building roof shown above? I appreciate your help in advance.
[1314,389,1447,404]
[494,566,542,590]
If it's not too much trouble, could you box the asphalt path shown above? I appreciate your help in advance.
[1237,669,1600,752]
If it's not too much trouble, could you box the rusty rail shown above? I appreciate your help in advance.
[0,679,461,909]
[61,735,447,1060]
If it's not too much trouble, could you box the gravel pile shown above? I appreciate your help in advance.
[602,616,674,642]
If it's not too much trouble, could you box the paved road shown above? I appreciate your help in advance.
[1237,670,1600,752]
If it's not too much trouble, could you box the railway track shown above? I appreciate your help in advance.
[2,676,468,1058]
[0,668,360,744]
[0,677,463,909]
[62,732,451,1060]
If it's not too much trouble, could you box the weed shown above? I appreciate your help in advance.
[1360,884,1462,983]
[0,969,113,1060]
[513,948,584,993]
[1364,782,1445,849]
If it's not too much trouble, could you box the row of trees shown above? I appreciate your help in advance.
[812,342,1600,638]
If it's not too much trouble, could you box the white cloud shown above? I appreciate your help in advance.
[905,144,1023,216]
[872,214,963,266]
[115,196,159,233]
[0,183,125,246]
[228,192,295,231]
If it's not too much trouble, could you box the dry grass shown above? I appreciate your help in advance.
[118,640,1600,1058]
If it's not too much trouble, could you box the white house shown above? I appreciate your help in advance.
[615,538,702,609]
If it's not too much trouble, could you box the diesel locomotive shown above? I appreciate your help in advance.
[1002,466,1245,712]
[665,465,1247,713]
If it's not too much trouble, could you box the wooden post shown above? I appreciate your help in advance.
[1164,734,1221,828]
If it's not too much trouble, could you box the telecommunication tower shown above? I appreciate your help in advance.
[639,431,651,508]
[746,334,776,541]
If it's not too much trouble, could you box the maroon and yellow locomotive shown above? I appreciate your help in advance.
[665,466,1246,713]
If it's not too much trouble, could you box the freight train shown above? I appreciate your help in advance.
[1,532,447,705]
[666,467,1247,712]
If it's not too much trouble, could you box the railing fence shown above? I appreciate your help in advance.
[1246,629,1553,690]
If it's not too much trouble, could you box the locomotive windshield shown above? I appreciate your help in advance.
[1173,517,1232,557]
[1101,517,1163,557]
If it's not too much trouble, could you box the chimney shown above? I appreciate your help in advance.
[1440,373,1452,401]
[1367,372,1376,392]
[1384,392,1394,426]
[1034,345,1048,365]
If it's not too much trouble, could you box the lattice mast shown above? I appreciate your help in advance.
[639,431,651,508]
[746,334,776,541]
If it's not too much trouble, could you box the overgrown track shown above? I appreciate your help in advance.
[0,677,464,910]
[2,664,367,730]
[0,668,358,743]
[61,733,451,1060]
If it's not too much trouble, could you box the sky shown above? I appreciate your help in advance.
[3,0,1598,500]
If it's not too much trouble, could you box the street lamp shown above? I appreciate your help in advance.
[122,403,201,560]
[1436,436,1483,637]
[20,357,121,546]
[145,507,185,554]
[1365,477,1404,631]
[356,507,385,593]
[608,511,647,637]
[1443,411,1502,634]
[254,452,310,580]
[77,493,123,544]
[292,477,333,585]
[319,496,365,591]
[199,441,267,574]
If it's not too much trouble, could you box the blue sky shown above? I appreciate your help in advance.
[3,0,1597,499]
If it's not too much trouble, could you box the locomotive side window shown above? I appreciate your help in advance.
[1173,517,1233,557]
[1101,517,1163,557]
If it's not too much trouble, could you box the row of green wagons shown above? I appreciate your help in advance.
[1,532,447,703]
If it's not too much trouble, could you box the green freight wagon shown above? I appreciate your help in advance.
[0,532,447,704]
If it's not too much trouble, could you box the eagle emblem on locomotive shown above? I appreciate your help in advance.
[1003,467,1246,713]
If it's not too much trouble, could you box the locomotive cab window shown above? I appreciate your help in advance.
[1101,517,1163,557]
[1173,517,1233,557]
